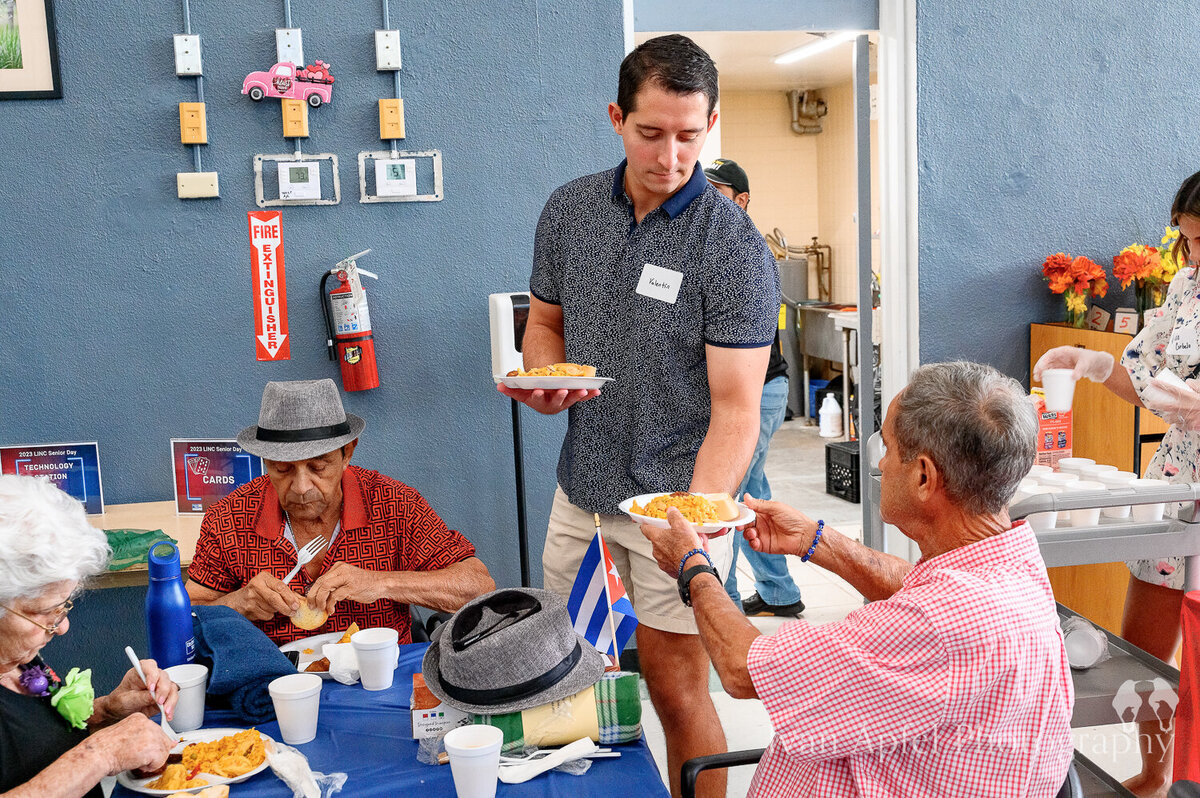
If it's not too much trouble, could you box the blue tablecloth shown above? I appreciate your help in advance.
[113,643,669,797]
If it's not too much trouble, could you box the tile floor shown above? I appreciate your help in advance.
[638,421,1148,796]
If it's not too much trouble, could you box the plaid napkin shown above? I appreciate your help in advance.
[470,671,642,753]
[191,605,296,724]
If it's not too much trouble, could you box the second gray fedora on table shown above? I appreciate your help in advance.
[422,587,605,715]
[237,379,365,462]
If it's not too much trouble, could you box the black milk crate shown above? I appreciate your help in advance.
[825,440,861,503]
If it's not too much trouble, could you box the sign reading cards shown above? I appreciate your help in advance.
[248,211,291,361]
[0,443,104,514]
[171,440,264,514]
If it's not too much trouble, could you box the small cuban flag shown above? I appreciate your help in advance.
[566,527,638,658]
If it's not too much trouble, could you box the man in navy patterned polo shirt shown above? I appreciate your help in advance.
[498,35,780,798]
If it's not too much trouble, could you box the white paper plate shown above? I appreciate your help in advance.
[494,375,613,390]
[618,494,755,532]
[115,727,273,795]
[280,632,343,679]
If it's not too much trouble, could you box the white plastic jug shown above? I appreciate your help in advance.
[819,395,843,438]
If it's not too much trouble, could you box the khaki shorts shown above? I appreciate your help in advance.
[542,486,733,636]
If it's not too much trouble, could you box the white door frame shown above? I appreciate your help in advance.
[877,0,919,408]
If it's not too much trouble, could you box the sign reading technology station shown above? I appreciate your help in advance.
[171,439,264,514]
[0,442,104,514]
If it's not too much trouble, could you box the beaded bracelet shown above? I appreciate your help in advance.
[678,547,713,578]
[801,520,825,563]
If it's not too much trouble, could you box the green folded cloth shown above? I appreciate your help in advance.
[105,529,176,571]
[471,671,642,753]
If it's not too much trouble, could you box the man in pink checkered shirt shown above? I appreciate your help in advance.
[642,362,1075,797]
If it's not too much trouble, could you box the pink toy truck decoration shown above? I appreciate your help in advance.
[242,61,335,107]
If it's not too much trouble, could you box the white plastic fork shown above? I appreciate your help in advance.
[282,535,328,584]
[124,646,177,741]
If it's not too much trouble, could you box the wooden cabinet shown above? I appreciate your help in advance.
[1029,323,1170,633]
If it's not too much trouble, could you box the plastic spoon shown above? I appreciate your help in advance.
[124,646,178,740]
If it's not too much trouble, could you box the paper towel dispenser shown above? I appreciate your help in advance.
[489,292,531,377]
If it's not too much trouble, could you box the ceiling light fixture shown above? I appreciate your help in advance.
[772,31,860,65]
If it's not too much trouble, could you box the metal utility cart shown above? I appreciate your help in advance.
[865,455,1200,796]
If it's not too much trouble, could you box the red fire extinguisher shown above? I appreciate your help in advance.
[320,250,379,392]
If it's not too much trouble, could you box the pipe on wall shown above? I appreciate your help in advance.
[787,89,828,135]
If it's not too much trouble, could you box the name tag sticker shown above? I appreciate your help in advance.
[635,263,683,305]
[1167,323,1198,357]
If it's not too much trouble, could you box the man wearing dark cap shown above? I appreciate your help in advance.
[186,379,495,644]
[703,158,751,210]
[704,158,806,619]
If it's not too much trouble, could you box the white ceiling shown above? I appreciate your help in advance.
[635,31,857,92]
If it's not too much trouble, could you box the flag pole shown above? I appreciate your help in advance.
[594,513,621,662]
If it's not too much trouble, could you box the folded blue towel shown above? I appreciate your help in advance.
[191,605,296,724]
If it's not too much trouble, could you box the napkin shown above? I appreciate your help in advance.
[191,605,296,724]
[323,642,359,685]
[266,739,347,798]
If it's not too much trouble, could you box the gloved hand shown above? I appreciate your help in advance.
[1033,346,1114,383]
[1143,377,1200,431]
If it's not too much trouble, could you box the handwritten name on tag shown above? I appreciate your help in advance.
[635,263,683,304]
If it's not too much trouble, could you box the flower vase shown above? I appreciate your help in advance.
[1064,289,1090,329]
[1135,281,1165,330]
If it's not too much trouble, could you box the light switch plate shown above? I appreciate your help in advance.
[177,172,219,199]
[173,34,203,76]
[278,161,321,200]
[375,30,402,70]
[276,28,303,66]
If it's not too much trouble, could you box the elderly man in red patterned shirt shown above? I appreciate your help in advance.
[642,361,1075,797]
[186,379,494,644]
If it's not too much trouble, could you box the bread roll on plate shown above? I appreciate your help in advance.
[703,493,741,522]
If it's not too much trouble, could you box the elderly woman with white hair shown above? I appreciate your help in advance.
[0,474,179,798]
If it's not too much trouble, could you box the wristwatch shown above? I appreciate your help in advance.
[677,563,719,607]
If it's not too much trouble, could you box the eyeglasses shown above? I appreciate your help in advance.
[1,598,73,635]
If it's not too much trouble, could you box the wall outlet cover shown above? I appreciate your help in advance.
[173,34,203,76]
[177,172,219,199]
[375,30,402,70]
[275,28,303,67]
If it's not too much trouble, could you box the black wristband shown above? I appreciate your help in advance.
[678,564,719,607]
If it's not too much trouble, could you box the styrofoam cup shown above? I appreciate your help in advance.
[1042,369,1077,413]
[1079,464,1119,480]
[1064,625,1107,669]
[1028,464,1053,478]
[165,663,208,732]
[1064,480,1105,527]
[444,724,504,798]
[268,672,323,744]
[1039,472,1079,488]
[1131,478,1170,522]
[350,627,400,691]
[1097,471,1138,518]
[1020,485,1061,531]
[1055,457,1095,475]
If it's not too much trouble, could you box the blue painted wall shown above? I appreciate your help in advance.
[636,0,878,32]
[0,0,626,592]
[917,2,1197,379]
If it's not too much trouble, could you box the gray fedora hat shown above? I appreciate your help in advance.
[422,588,605,715]
[237,379,366,462]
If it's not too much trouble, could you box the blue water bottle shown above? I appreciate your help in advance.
[146,541,196,667]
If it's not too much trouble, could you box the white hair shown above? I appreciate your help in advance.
[0,474,111,607]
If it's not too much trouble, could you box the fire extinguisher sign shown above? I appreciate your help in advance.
[248,211,291,361]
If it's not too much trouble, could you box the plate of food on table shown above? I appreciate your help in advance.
[494,362,613,391]
[279,623,359,678]
[619,491,754,534]
[115,727,271,795]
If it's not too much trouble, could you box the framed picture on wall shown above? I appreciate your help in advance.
[0,0,62,100]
